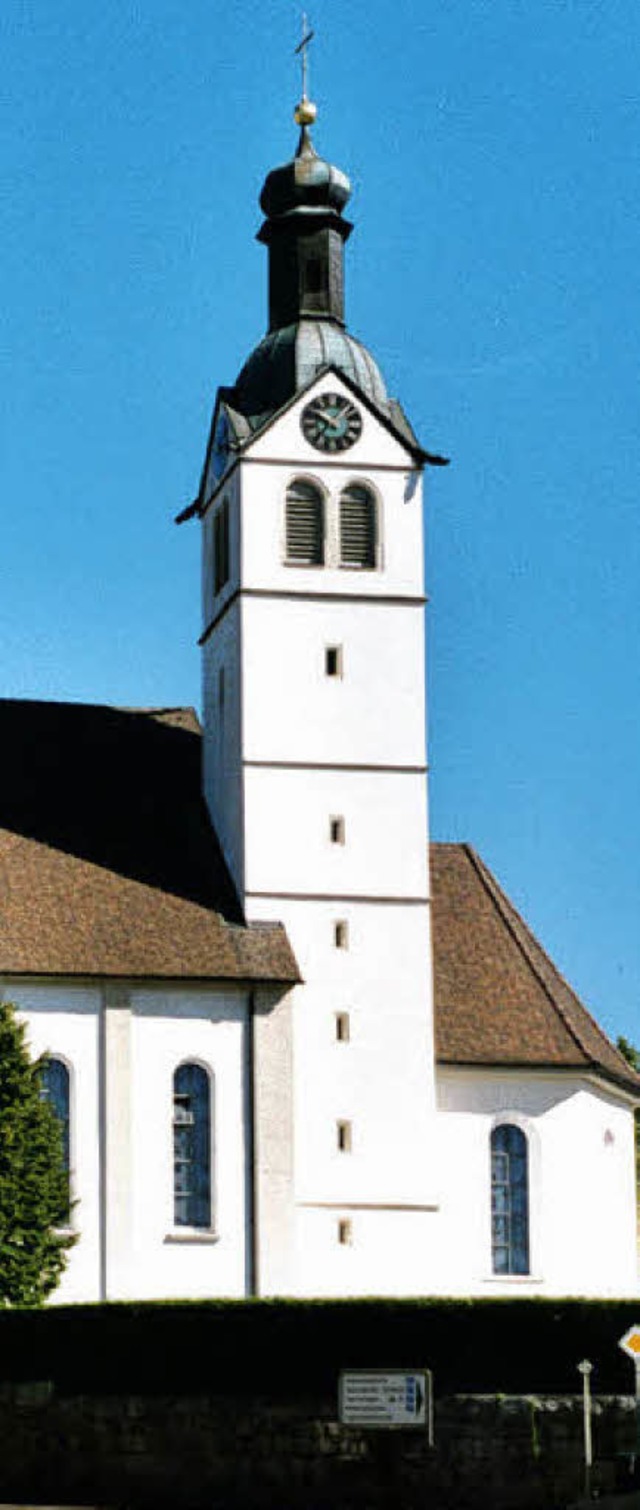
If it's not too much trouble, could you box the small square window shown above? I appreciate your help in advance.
[335,1012,350,1043]
[325,645,343,678]
[338,1218,352,1246]
[337,1120,352,1153]
[334,920,349,950]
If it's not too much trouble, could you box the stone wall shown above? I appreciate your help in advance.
[0,1385,638,1509]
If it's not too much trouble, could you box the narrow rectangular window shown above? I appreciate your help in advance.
[214,498,230,594]
[337,1120,352,1153]
[337,1218,352,1246]
[218,666,225,712]
[334,920,349,950]
[325,645,343,678]
[335,1012,350,1043]
[329,816,345,845]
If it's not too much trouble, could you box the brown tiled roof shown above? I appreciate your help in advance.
[431,842,640,1096]
[0,701,298,983]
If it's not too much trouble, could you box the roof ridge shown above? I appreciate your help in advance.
[461,843,638,1090]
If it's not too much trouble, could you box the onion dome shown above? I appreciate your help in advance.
[259,118,352,222]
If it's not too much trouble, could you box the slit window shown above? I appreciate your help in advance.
[338,1218,352,1246]
[337,1120,352,1153]
[335,1012,351,1043]
[173,1062,212,1229]
[213,498,230,594]
[285,479,324,565]
[339,483,377,569]
[329,816,345,845]
[325,645,343,678]
[334,920,349,950]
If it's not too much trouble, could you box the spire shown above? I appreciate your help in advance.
[257,28,352,333]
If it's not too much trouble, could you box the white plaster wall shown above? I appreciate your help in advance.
[292,1205,439,1297]
[126,986,249,1300]
[3,981,102,1304]
[243,767,429,899]
[241,596,426,769]
[247,895,438,1295]
[434,1069,639,1297]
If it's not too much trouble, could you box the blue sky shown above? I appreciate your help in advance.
[1,1,639,1047]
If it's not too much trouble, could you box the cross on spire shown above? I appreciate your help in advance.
[295,13,314,103]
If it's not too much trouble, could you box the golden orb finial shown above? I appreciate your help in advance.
[294,96,317,127]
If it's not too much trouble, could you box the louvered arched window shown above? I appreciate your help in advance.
[285,479,324,565]
[491,1123,529,1275]
[339,483,377,569]
[173,1062,212,1229]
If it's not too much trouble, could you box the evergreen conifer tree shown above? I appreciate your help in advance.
[0,1001,75,1305]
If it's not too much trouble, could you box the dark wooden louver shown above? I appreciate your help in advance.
[339,485,376,567]
[285,481,324,564]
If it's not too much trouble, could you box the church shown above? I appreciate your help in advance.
[2,84,638,1305]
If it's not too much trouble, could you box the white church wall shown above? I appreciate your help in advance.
[4,980,253,1303]
[435,1069,639,1296]
[4,981,102,1304]
[247,895,439,1294]
[243,766,429,900]
[126,986,250,1300]
[241,595,427,769]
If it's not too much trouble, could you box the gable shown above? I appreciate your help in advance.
[431,842,640,1098]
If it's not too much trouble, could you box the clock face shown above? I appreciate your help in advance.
[301,393,362,453]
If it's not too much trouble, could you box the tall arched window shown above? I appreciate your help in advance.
[40,1057,71,1216]
[491,1123,529,1275]
[339,483,377,569]
[173,1063,212,1229]
[285,479,324,565]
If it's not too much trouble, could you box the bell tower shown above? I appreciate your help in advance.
[187,80,447,1294]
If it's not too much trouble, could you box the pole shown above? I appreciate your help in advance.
[577,1360,593,1501]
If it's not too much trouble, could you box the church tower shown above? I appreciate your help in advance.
[188,84,447,1293]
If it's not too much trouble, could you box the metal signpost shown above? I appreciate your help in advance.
[577,1359,594,1500]
[618,1326,640,1463]
[339,1370,433,1442]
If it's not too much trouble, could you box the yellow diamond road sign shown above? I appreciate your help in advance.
[619,1326,640,1359]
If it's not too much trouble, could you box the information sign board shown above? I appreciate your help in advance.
[338,1370,432,1433]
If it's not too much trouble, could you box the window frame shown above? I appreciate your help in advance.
[338,481,379,571]
[490,1121,530,1277]
[171,1060,216,1235]
[40,1053,74,1228]
[284,476,326,567]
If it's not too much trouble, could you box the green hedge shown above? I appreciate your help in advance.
[0,1298,639,1398]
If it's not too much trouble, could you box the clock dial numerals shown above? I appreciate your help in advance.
[301,393,363,453]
